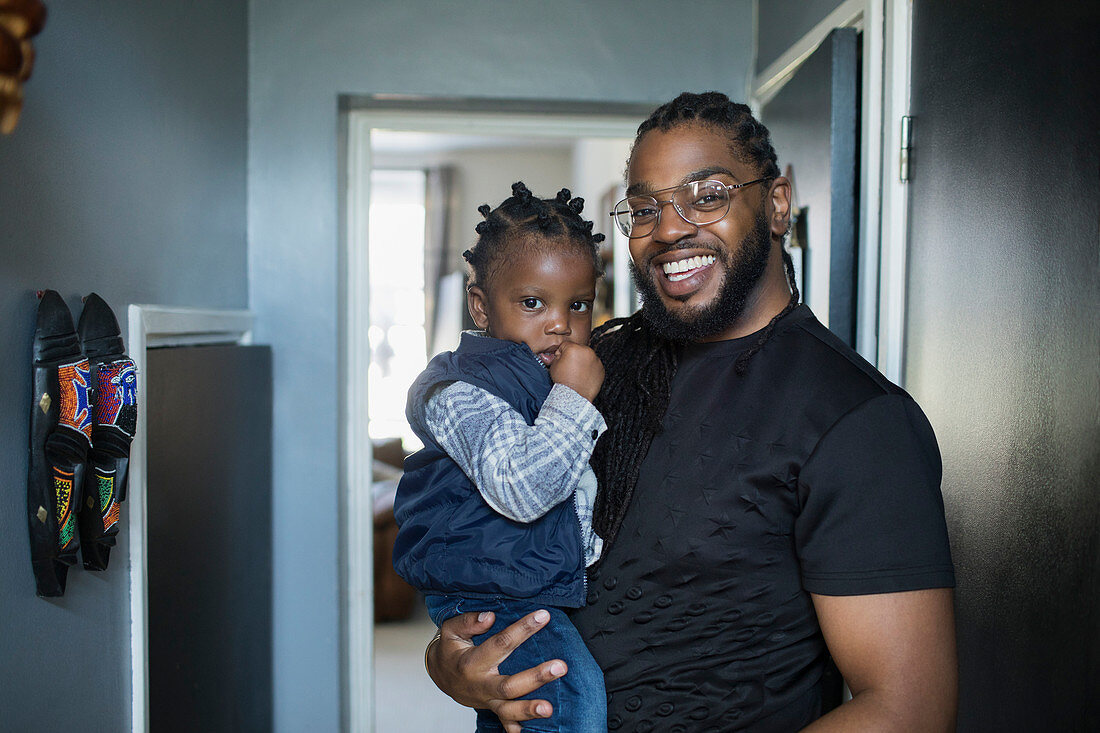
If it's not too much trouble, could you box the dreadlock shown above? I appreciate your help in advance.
[590,91,800,549]
[589,311,680,543]
[462,181,605,290]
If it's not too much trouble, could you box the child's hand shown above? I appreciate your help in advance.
[549,342,604,403]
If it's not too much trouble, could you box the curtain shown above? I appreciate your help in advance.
[423,166,456,356]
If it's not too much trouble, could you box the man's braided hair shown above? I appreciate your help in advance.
[463,181,605,289]
[589,91,800,548]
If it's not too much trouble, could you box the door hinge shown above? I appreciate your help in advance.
[900,115,913,183]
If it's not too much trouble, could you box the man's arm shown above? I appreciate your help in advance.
[426,610,566,733]
[803,588,958,732]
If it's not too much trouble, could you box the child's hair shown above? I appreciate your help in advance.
[462,181,606,289]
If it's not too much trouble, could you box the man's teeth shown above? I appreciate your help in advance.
[662,255,716,281]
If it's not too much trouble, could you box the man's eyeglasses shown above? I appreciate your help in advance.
[609,178,772,239]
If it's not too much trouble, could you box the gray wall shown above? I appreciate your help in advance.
[905,0,1099,729]
[756,0,846,74]
[247,1,753,729]
[0,1,248,729]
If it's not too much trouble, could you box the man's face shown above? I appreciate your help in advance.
[626,124,776,342]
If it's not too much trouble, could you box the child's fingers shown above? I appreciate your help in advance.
[555,341,595,361]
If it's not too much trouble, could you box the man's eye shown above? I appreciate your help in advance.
[571,301,591,313]
[631,206,657,221]
[521,297,543,309]
[691,192,725,210]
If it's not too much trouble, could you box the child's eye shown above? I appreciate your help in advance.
[571,301,591,313]
[521,297,543,309]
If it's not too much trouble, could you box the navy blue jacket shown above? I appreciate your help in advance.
[392,333,586,608]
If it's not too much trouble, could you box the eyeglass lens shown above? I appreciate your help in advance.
[612,180,731,238]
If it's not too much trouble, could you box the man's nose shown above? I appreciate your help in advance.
[652,199,697,242]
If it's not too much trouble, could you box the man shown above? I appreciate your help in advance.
[425,92,957,732]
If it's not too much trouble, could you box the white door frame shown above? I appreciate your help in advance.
[751,0,914,383]
[342,105,645,731]
[126,305,254,733]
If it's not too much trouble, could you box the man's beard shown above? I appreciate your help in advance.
[630,210,772,341]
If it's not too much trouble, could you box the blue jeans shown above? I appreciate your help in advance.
[426,595,607,733]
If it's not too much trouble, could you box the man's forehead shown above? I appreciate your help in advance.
[626,166,740,196]
[626,126,752,193]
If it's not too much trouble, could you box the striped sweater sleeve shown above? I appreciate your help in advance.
[423,381,606,526]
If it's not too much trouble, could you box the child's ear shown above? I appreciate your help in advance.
[467,285,490,331]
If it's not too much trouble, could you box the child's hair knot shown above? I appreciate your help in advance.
[465,181,606,288]
[510,181,533,203]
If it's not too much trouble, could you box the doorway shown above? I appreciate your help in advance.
[340,99,649,731]
[751,0,913,378]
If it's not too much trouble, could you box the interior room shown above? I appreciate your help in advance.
[365,127,634,731]
[1,1,1096,731]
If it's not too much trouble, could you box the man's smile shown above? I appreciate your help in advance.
[648,249,722,301]
[662,254,717,282]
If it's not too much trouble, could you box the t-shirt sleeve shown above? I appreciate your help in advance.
[795,392,955,595]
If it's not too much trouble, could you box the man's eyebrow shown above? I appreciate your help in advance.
[680,166,738,184]
[625,166,740,197]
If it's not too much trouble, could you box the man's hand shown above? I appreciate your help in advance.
[425,609,567,733]
[549,342,604,403]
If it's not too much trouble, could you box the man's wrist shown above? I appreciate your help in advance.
[424,629,442,678]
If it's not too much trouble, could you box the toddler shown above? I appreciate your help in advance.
[393,181,608,732]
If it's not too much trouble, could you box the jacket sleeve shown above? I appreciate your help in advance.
[423,381,606,522]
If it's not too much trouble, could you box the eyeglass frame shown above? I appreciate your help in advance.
[609,177,774,238]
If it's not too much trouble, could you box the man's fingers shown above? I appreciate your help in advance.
[429,607,560,712]
[472,609,551,668]
[491,696,556,730]
[440,609,496,643]
[498,659,567,700]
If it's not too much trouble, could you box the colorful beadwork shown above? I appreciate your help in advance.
[96,470,119,532]
[58,358,93,442]
[95,358,137,436]
[54,468,76,550]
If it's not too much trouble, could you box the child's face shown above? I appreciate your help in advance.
[468,247,597,367]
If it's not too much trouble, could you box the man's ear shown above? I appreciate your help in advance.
[768,176,793,238]
[467,285,490,331]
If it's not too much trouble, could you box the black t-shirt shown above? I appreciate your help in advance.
[571,305,955,732]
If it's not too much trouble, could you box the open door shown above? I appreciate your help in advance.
[761,27,861,347]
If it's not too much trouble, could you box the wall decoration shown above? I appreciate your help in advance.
[27,291,138,595]
[0,0,46,135]
[27,290,90,597]
[77,293,137,571]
